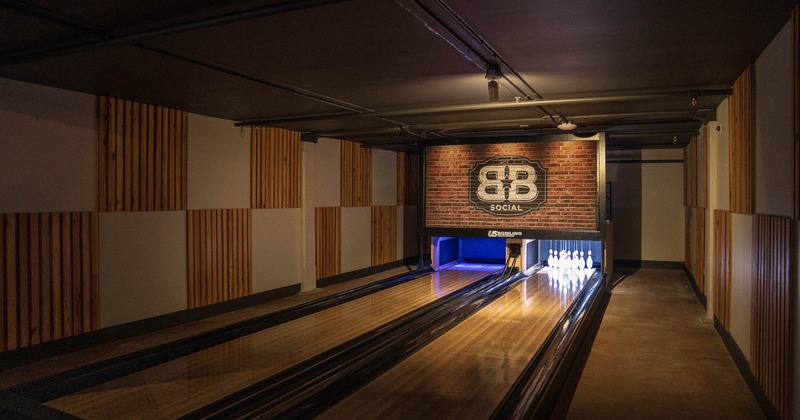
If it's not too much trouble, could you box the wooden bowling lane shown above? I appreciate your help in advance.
[44,266,497,419]
[0,266,414,390]
[320,268,592,420]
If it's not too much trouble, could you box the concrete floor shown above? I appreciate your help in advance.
[567,268,764,420]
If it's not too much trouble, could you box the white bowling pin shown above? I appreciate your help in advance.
[586,250,593,269]
[548,249,554,267]
[578,251,585,270]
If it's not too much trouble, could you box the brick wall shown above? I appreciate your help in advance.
[425,141,598,231]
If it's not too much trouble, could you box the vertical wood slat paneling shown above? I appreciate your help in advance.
[685,206,692,272]
[341,140,371,207]
[371,206,397,266]
[186,209,252,309]
[751,214,795,419]
[98,97,187,212]
[713,209,731,329]
[315,207,341,279]
[250,126,302,209]
[729,66,755,215]
[695,207,706,293]
[397,152,420,206]
[690,136,698,207]
[1,212,98,352]
[701,125,709,209]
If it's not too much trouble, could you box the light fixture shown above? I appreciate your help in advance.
[557,118,577,131]
[485,64,502,102]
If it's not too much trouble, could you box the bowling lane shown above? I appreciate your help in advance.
[0,266,413,389]
[320,268,593,419]
[45,264,501,419]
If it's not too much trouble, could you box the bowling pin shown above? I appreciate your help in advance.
[578,251,585,270]
[586,250,593,269]
[548,249,554,267]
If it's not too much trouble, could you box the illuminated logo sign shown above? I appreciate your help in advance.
[469,156,547,216]
[487,230,523,238]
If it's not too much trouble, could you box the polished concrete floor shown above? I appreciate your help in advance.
[567,268,764,419]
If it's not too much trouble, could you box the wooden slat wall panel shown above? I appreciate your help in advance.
[685,206,692,273]
[702,125,709,209]
[695,207,706,293]
[713,209,731,329]
[371,206,397,266]
[397,152,420,206]
[341,140,371,207]
[751,214,796,419]
[98,97,187,212]
[729,66,755,215]
[690,136,698,207]
[250,126,302,209]
[315,207,341,279]
[186,209,252,308]
[1,212,98,351]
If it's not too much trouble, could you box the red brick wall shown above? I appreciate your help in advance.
[425,141,598,231]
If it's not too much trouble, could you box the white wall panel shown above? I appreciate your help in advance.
[729,213,753,360]
[252,208,303,293]
[372,149,397,206]
[340,206,371,273]
[99,211,187,328]
[0,78,97,213]
[754,22,794,218]
[187,114,250,209]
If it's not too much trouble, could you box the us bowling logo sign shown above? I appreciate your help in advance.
[468,156,547,216]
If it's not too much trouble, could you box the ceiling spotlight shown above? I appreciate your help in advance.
[485,63,502,102]
[557,118,577,131]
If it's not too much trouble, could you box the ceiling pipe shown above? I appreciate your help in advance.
[235,89,730,127]
[310,118,703,140]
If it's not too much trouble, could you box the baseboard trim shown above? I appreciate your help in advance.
[0,283,301,369]
[682,264,707,310]
[316,256,424,288]
[713,317,780,420]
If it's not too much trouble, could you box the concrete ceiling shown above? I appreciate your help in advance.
[1,0,797,151]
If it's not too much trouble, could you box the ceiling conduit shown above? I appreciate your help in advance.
[235,89,731,127]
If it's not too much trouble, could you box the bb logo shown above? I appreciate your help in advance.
[469,156,546,216]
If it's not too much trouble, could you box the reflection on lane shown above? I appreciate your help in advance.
[432,263,504,296]
[47,268,495,419]
[321,269,594,419]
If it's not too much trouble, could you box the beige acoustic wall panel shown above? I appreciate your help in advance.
[187,114,250,210]
[99,211,187,328]
[252,208,302,293]
[714,102,730,211]
[340,206,371,273]
[729,213,753,360]
[755,21,794,218]
[0,78,97,213]
[641,161,685,262]
[372,149,397,206]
